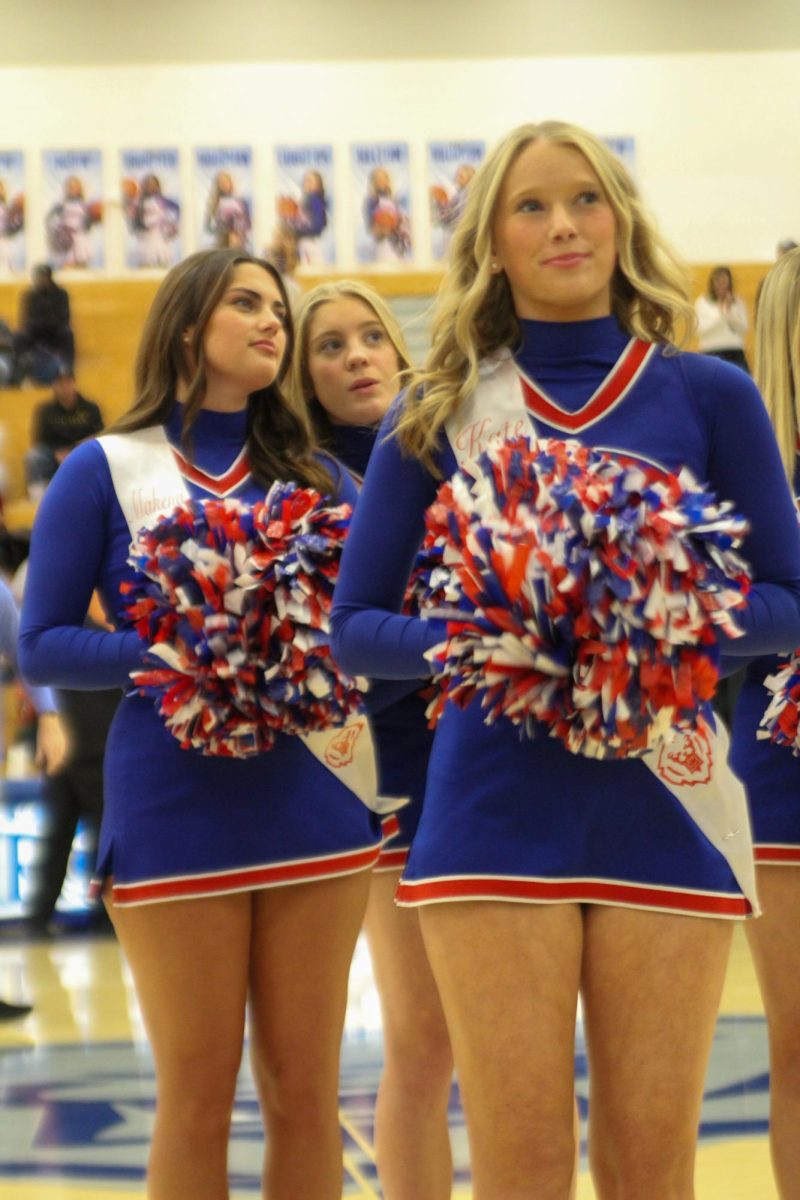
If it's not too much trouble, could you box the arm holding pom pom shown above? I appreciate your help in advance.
[701,359,800,656]
[332,406,448,680]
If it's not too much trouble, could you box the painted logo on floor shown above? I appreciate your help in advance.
[0,1019,769,1193]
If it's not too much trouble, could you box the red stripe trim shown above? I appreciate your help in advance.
[519,338,655,433]
[171,446,252,497]
[755,845,800,865]
[104,843,381,907]
[380,813,401,843]
[395,875,750,917]
[375,847,410,872]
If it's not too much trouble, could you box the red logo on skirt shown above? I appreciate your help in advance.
[657,727,713,787]
[324,721,364,769]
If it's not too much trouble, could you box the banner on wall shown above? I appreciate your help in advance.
[273,145,335,269]
[428,140,485,263]
[42,149,104,270]
[351,143,412,266]
[0,151,26,275]
[194,147,253,253]
[120,148,181,270]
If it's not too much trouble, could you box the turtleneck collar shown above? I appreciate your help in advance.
[328,423,379,479]
[517,315,630,365]
[165,402,249,446]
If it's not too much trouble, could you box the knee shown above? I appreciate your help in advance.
[253,1056,338,1134]
[590,1128,694,1198]
[157,1052,240,1140]
[382,1014,453,1099]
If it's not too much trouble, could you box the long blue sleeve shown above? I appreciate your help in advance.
[332,409,447,679]
[19,440,148,689]
[332,330,800,681]
[701,365,800,654]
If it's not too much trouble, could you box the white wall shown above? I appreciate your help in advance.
[1,50,797,271]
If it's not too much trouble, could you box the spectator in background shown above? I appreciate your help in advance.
[776,238,798,258]
[695,266,753,369]
[695,265,750,372]
[1,574,68,963]
[24,604,120,937]
[25,370,103,497]
[13,264,75,382]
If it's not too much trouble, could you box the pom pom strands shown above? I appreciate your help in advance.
[759,654,800,754]
[419,436,750,759]
[123,485,365,756]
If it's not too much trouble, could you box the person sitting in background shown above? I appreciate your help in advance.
[694,265,750,372]
[12,264,75,383]
[25,370,103,497]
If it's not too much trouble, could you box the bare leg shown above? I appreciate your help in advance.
[745,866,800,1200]
[247,869,371,1200]
[420,900,583,1200]
[108,892,251,1200]
[363,869,454,1199]
[581,905,733,1200]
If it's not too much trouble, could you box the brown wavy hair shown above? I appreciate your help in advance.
[107,248,333,492]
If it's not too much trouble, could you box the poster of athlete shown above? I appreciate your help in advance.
[0,150,26,275]
[351,142,412,266]
[42,149,104,270]
[428,140,485,263]
[194,147,253,253]
[120,148,181,270]
[273,144,334,268]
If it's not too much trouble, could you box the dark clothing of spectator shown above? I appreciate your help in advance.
[26,682,120,933]
[26,386,103,489]
[13,272,75,380]
[33,392,103,456]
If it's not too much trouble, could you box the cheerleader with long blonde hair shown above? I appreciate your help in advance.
[332,120,800,1198]
[730,246,800,1200]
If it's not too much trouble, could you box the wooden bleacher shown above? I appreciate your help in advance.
[0,263,769,524]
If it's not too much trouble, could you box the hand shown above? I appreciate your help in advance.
[35,713,70,776]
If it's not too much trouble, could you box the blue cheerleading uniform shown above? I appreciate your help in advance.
[730,455,800,866]
[331,317,800,918]
[329,423,434,870]
[19,405,383,907]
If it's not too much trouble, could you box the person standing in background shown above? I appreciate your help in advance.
[695,265,750,371]
[1,574,68,967]
[729,246,800,1200]
[289,278,454,1200]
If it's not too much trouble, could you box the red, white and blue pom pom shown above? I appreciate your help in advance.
[419,436,750,759]
[759,653,800,754]
[123,484,366,756]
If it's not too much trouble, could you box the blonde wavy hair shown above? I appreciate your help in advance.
[396,120,695,471]
[754,247,800,484]
[288,279,411,446]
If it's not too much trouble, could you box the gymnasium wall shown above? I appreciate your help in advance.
[2,2,797,504]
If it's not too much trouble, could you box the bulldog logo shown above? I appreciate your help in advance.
[657,726,713,787]
[324,721,364,769]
